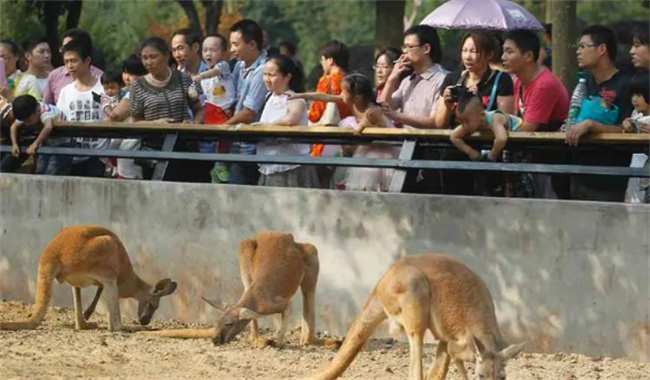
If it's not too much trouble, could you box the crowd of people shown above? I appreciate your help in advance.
[0,18,648,203]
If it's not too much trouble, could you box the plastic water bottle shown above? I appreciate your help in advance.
[563,78,588,132]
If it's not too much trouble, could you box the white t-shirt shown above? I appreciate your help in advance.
[56,79,108,160]
[257,92,310,175]
[200,60,236,111]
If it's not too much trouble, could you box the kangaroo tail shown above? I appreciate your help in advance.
[142,328,217,339]
[310,293,387,380]
[0,260,55,331]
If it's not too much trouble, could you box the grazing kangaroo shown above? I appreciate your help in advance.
[0,225,177,332]
[310,253,525,380]
[144,231,319,348]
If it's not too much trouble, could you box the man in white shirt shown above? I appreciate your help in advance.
[56,39,107,177]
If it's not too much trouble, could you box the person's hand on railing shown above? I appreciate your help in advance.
[565,120,591,147]
[640,122,650,134]
[11,143,19,157]
[26,143,39,155]
[622,118,632,132]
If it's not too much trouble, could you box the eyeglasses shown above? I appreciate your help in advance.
[577,43,598,50]
[401,44,421,51]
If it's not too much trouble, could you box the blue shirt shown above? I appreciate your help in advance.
[232,50,269,119]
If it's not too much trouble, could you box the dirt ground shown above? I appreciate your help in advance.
[1,300,648,380]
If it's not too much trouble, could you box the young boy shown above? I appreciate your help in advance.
[100,71,125,120]
[450,93,517,161]
[623,75,650,203]
[8,94,72,175]
[192,33,236,183]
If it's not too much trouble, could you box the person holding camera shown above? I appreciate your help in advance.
[434,31,514,196]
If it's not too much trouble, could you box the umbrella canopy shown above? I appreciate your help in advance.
[420,0,544,31]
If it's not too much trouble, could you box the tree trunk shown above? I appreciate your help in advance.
[177,0,203,40]
[404,0,422,30]
[43,1,62,67]
[65,0,83,30]
[375,0,406,57]
[202,0,224,35]
[550,0,577,92]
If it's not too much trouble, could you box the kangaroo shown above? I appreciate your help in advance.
[309,253,525,380]
[143,231,319,348]
[0,225,177,332]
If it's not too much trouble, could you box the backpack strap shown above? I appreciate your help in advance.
[486,71,503,111]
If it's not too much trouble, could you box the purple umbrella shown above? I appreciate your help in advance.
[420,0,544,31]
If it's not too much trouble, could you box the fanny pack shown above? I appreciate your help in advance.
[576,96,619,126]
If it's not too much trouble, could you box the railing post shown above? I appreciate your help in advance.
[151,132,179,181]
[389,139,417,193]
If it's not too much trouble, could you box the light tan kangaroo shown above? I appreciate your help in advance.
[143,231,319,348]
[310,253,525,380]
[0,225,177,332]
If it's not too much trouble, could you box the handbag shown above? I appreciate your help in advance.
[576,96,619,126]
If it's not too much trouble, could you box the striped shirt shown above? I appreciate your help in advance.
[17,102,67,143]
[129,70,199,123]
[42,65,103,105]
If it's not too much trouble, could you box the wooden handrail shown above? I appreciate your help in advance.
[51,121,650,145]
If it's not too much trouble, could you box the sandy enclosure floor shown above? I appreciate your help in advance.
[1,301,648,380]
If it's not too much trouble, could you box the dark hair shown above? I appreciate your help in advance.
[61,39,91,61]
[343,73,376,105]
[460,31,499,62]
[122,54,147,76]
[204,33,228,52]
[456,90,483,114]
[504,29,541,62]
[544,23,553,37]
[172,28,201,47]
[279,41,296,56]
[375,47,401,64]
[141,37,171,55]
[229,19,263,51]
[101,71,124,87]
[581,25,617,62]
[266,54,305,93]
[320,40,349,71]
[62,28,93,51]
[632,24,649,46]
[12,95,39,122]
[22,36,48,55]
[631,73,649,104]
[0,39,20,57]
[404,24,442,63]
[267,47,280,56]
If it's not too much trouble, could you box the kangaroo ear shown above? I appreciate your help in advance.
[201,296,228,313]
[153,279,177,297]
[498,341,526,360]
[238,307,261,320]
[472,335,488,362]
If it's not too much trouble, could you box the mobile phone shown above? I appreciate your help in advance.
[92,91,102,104]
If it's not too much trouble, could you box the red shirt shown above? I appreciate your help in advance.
[514,68,569,131]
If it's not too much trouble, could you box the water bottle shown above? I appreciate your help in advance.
[563,77,588,132]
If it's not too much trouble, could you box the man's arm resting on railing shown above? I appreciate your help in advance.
[225,107,257,125]
[565,119,624,146]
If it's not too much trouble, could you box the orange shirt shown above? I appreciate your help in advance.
[308,72,352,123]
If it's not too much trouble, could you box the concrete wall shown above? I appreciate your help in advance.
[0,174,648,361]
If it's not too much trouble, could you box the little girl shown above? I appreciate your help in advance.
[256,54,318,188]
[623,75,650,203]
[291,73,398,191]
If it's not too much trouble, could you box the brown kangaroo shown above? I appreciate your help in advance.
[309,253,525,380]
[0,225,177,332]
[143,231,319,348]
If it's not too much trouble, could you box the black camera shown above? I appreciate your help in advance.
[449,85,463,102]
